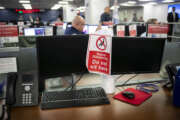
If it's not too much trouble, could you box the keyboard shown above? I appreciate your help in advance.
[41,87,110,110]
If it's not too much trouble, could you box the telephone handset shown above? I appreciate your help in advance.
[6,72,39,107]
[6,73,17,105]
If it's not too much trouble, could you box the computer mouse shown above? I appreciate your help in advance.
[122,91,135,99]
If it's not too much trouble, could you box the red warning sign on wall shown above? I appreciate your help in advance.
[86,34,112,75]
[0,25,18,37]
[116,25,125,37]
[129,24,137,37]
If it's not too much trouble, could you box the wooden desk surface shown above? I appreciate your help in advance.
[11,86,180,120]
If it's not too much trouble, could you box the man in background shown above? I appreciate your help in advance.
[132,13,138,22]
[100,7,112,25]
[168,7,179,22]
[65,16,85,35]
[167,7,179,41]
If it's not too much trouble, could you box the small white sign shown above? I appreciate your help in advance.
[0,57,17,74]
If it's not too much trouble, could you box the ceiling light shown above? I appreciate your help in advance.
[110,5,119,10]
[19,1,30,3]
[63,0,73,1]
[162,0,174,3]
[138,0,155,1]
[120,3,131,6]
[51,4,62,10]
[146,2,157,5]
[120,2,137,6]
[58,1,68,5]
[128,1,137,4]
[0,6,5,9]
[22,4,32,9]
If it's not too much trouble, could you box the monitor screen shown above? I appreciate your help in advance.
[63,22,67,30]
[111,37,165,74]
[45,27,53,36]
[83,25,88,34]
[35,28,45,36]
[88,25,98,34]
[168,4,180,19]
[36,35,89,79]
[24,28,35,36]
[88,25,109,34]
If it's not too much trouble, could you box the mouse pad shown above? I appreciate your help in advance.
[113,88,152,105]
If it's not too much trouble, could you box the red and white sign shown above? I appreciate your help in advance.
[86,33,112,75]
[129,24,137,37]
[116,25,125,37]
[54,22,63,26]
[103,21,113,26]
[0,22,6,25]
[148,24,168,38]
[0,25,18,37]
[0,25,18,44]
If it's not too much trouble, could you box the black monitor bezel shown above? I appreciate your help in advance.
[111,37,166,75]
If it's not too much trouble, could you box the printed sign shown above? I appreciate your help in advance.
[129,24,137,37]
[103,21,113,26]
[0,25,18,37]
[0,25,18,45]
[116,25,125,37]
[86,33,112,75]
[148,24,168,38]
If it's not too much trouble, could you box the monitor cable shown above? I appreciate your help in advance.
[116,74,138,91]
[136,83,159,93]
[64,73,84,91]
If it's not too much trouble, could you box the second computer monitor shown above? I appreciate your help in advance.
[111,37,165,74]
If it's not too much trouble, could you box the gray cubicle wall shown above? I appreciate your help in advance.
[160,39,180,78]
[18,36,180,79]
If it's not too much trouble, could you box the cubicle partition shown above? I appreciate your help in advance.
[1,23,180,91]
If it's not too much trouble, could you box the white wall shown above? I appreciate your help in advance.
[119,7,143,22]
[143,4,168,23]
[63,5,77,22]
[85,0,109,24]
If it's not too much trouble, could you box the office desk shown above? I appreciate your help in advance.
[11,86,180,120]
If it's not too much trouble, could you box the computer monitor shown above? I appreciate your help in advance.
[111,37,165,74]
[63,22,67,30]
[45,27,53,36]
[24,28,45,36]
[24,28,35,36]
[88,25,109,34]
[168,4,180,19]
[36,35,89,92]
[83,25,88,34]
[88,25,98,34]
[34,28,45,36]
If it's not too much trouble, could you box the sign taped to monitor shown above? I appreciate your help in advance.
[86,30,112,75]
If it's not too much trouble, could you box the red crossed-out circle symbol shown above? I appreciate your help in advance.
[96,36,107,51]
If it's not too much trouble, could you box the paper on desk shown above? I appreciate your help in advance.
[0,57,17,74]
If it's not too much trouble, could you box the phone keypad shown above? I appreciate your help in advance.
[22,93,32,104]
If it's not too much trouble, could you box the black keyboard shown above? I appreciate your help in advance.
[41,87,110,109]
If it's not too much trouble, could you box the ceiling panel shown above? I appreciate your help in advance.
[0,0,180,9]
[110,0,180,6]
[0,0,84,9]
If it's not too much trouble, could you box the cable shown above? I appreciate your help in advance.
[114,74,124,83]
[64,73,84,91]
[136,83,159,93]
[121,74,138,86]
[115,74,138,91]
